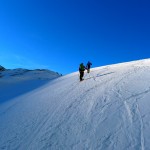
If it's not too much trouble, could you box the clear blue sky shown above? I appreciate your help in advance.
[0,0,150,74]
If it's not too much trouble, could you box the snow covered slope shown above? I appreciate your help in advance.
[0,59,150,150]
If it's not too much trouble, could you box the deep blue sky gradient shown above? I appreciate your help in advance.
[0,0,150,74]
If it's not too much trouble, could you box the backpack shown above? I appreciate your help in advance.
[79,64,85,72]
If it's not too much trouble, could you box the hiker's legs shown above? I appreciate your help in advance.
[80,72,84,81]
[87,68,90,73]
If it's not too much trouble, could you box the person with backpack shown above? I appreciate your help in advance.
[86,61,92,73]
[79,63,86,81]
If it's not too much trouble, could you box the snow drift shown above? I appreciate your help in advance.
[0,59,150,150]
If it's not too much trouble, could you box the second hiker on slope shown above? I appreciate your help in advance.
[86,61,92,73]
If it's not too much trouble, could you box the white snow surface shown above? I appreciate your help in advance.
[0,59,150,150]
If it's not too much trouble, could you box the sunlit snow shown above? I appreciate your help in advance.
[0,59,150,150]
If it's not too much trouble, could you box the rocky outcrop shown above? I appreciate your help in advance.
[0,65,5,71]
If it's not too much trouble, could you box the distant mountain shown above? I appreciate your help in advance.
[0,65,5,71]
[0,66,62,103]
[0,67,62,80]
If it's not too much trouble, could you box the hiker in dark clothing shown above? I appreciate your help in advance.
[86,61,92,73]
[79,63,86,81]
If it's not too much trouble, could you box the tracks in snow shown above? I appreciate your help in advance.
[111,65,150,150]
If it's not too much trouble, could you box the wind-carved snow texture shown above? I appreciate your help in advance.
[0,59,150,150]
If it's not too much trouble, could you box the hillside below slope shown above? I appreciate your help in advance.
[0,59,150,150]
[0,68,61,103]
